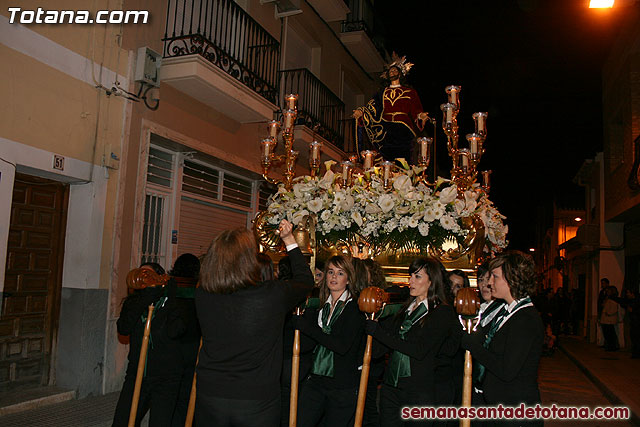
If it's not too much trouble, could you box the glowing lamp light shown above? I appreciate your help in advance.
[589,0,614,8]
[574,217,583,222]
[529,248,536,252]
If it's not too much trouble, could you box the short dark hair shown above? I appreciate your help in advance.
[200,228,259,293]
[449,269,470,288]
[488,250,537,299]
[477,261,490,279]
[601,278,610,285]
[170,253,200,278]
[140,262,165,275]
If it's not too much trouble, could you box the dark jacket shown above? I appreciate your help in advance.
[195,247,313,400]
[372,303,459,402]
[298,299,365,389]
[117,284,188,378]
[463,305,543,406]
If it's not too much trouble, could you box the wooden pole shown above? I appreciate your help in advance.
[128,304,154,427]
[460,318,473,427]
[454,285,481,427]
[354,332,373,427]
[289,308,302,427]
[184,339,203,427]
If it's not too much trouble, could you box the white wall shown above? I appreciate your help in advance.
[0,137,107,291]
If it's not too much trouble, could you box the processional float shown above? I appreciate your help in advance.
[252,84,506,426]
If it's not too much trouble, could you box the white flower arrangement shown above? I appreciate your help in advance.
[265,165,508,253]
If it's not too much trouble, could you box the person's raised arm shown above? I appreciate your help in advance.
[279,219,314,309]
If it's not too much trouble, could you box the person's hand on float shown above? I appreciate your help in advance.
[416,112,432,131]
[352,108,363,120]
[279,219,296,247]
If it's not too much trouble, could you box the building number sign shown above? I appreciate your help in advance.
[53,154,65,171]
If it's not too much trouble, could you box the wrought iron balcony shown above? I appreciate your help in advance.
[280,69,346,151]
[340,0,388,72]
[163,0,280,105]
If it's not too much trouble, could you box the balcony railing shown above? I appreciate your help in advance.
[280,69,346,150]
[341,0,387,56]
[163,0,280,104]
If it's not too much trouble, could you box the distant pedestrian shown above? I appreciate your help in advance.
[600,286,620,352]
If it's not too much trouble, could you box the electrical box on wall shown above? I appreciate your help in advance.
[135,47,162,87]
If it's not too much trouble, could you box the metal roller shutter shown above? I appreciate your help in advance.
[176,197,248,257]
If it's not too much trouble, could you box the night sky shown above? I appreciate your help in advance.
[374,0,627,250]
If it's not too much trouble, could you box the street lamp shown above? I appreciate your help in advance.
[589,0,614,7]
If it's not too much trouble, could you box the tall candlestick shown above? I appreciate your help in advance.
[285,94,298,110]
[361,150,376,170]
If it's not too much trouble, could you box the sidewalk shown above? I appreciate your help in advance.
[1,335,637,426]
[559,335,640,425]
[0,391,120,427]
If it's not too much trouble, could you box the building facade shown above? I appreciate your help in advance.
[0,0,385,397]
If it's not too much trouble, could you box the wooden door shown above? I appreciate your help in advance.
[0,173,68,391]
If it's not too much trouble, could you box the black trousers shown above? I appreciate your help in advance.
[112,374,181,427]
[195,392,280,427]
[298,375,358,427]
[380,383,435,427]
[601,324,619,351]
[171,368,195,427]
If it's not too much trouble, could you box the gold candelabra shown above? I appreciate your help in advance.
[440,85,491,193]
[260,94,323,190]
[260,88,491,195]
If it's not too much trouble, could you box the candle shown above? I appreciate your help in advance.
[473,112,488,137]
[361,150,376,170]
[261,138,275,164]
[459,149,470,171]
[341,161,353,184]
[441,103,454,124]
[482,170,491,190]
[466,133,482,159]
[382,160,393,188]
[285,94,298,110]
[416,137,432,165]
[309,141,322,167]
[283,109,296,131]
[267,120,280,138]
[446,85,461,109]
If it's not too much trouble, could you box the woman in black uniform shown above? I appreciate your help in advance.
[462,251,544,426]
[366,257,459,426]
[294,255,364,426]
[194,220,313,427]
